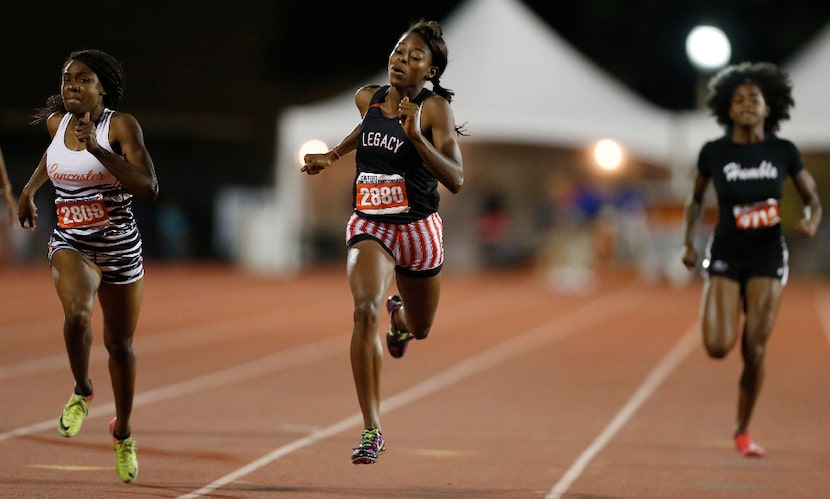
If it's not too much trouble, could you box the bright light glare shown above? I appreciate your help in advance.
[686,25,731,70]
[594,139,623,171]
[297,139,329,166]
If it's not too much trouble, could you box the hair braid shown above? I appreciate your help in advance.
[403,19,467,135]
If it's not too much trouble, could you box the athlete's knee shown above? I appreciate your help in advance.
[64,306,93,334]
[104,336,135,362]
[704,343,730,359]
[703,335,731,358]
[742,341,767,367]
[701,326,736,359]
[408,319,434,341]
[411,326,431,341]
[352,299,382,332]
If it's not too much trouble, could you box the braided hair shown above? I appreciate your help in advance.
[31,49,126,124]
[704,61,794,134]
[405,19,454,103]
[404,19,468,136]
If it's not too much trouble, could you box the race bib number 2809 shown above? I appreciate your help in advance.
[56,195,110,229]
[355,172,410,215]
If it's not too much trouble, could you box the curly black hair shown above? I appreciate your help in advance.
[31,49,126,125]
[704,61,794,133]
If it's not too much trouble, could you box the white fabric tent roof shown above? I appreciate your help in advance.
[779,21,830,150]
[276,0,675,167]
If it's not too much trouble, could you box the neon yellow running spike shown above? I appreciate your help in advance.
[57,392,93,438]
[114,437,139,483]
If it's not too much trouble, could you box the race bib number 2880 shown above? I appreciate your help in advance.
[355,172,410,215]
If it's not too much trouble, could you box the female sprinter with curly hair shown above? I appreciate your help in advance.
[681,61,822,457]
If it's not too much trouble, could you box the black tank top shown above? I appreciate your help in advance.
[353,85,439,223]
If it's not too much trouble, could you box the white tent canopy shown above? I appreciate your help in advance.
[277,0,675,168]
[779,21,830,150]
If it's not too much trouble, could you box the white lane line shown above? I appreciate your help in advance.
[0,352,71,381]
[178,285,646,499]
[0,273,535,435]
[0,273,527,380]
[545,322,700,499]
[0,337,344,443]
[815,287,830,348]
[0,311,310,380]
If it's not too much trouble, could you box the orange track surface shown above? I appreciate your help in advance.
[1,262,828,498]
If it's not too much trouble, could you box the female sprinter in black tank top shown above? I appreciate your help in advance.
[302,19,464,465]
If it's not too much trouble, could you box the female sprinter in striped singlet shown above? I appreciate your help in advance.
[18,49,158,483]
[681,62,822,458]
[302,19,465,464]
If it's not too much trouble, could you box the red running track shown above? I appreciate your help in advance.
[1,262,828,498]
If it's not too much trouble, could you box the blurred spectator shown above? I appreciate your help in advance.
[156,197,192,260]
[476,191,522,267]
[606,182,657,280]
[536,174,604,294]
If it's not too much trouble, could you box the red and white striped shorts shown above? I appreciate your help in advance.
[345,212,444,276]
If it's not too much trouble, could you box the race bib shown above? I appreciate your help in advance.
[733,199,780,229]
[355,172,410,215]
[56,195,110,229]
